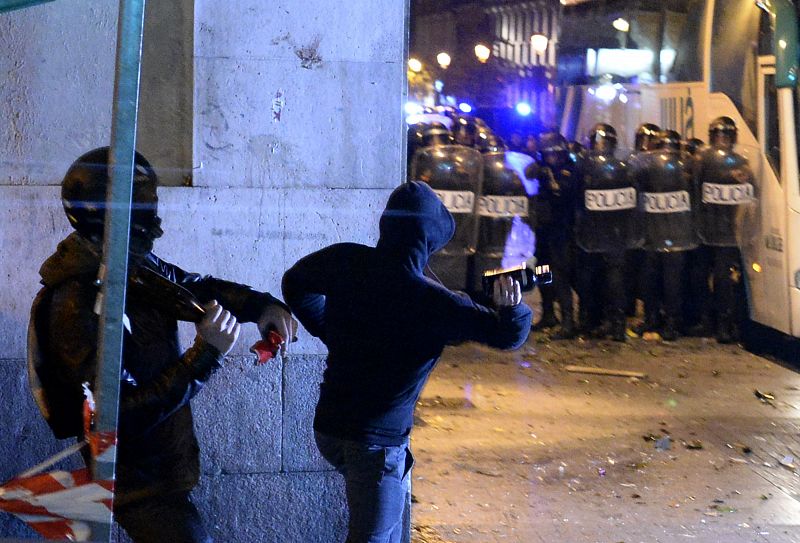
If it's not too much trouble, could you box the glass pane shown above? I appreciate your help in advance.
[710,0,760,135]
[764,73,781,182]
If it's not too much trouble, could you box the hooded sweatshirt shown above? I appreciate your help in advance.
[282,181,532,446]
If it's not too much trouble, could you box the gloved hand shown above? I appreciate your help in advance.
[258,303,298,355]
[493,275,522,308]
[196,300,241,356]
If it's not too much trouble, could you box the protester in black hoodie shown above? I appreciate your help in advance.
[30,148,295,543]
[282,181,532,542]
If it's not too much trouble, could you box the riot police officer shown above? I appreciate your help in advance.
[633,123,662,155]
[575,123,641,341]
[635,130,698,340]
[532,129,580,338]
[680,137,710,333]
[411,126,484,291]
[476,130,507,154]
[627,123,662,322]
[694,117,756,343]
[452,115,483,147]
[407,121,455,176]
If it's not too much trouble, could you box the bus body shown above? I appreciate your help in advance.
[560,0,800,337]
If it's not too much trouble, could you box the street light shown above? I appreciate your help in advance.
[612,18,630,32]
[408,58,423,73]
[530,34,548,54]
[437,52,451,69]
[474,44,491,63]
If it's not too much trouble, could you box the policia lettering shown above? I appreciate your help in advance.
[701,183,755,205]
[641,190,691,213]
[433,190,475,213]
[477,195,529,217]
[584,187,636,211]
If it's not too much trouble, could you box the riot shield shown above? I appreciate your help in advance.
[412,144,484,290]
[634,149,698,252]
[574,151,642,254]
[473,151,536,290]
[695,145,759,248]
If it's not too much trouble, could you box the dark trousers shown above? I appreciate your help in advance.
[577,250,626,329]
[115,491,211,543]
[684,246,711,329]
[625,249,646,317]
[686,245,745,336]
[711,246,746,331]
[643,251,686,329]
[536,229,575,324]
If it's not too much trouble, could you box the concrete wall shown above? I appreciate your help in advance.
[0,0,407,540]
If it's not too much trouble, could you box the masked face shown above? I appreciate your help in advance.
[710,131,735,150]
[128,167,162,257]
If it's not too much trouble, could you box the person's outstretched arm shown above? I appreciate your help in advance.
[434,275,532,350]
[46,283,237,439]
[150,255,296,345]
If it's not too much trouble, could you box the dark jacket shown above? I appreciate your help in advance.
[282,181,532,446]
[33,232,284,505]
[534,157,581,233]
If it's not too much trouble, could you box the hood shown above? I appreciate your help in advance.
[376,181,455,273]
[39,232,102,288]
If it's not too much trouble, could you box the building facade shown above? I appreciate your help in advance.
[412,0,561,124]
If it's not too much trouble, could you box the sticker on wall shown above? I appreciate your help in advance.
[272,90,285,122]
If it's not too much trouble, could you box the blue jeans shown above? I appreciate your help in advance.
[315,431,413,543]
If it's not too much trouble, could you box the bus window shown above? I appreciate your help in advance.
[764,74,781,183]
[668,0,706,83]
[711,0,760,135]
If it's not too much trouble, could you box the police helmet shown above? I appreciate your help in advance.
[657,129,682,152]
[476,130,507,154]
[708,116,737,147]
[537,130,569,165]
[588,123,618,154]
[421,122,455,148]
[682,137,705,156]
[634,123,661,152]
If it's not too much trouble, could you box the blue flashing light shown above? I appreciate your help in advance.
[458,102,473,113]
[515,102,532,116]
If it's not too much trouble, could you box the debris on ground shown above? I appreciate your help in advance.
[411,525,453,543]
[655,436,672,451]
[642,331,662,341]
[565,365,647,379]
[754,389,776,406]
[779,455,796,470]
[684,440,704,450]
[417,396,475,409]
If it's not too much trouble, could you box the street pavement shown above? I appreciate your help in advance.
[411,331,800,543]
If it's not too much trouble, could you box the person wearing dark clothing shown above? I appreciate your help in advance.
[30,148,295,543]
[282,181,532,543]
[575,124,641,341]
[634,130,698,340]
[694,117,755,343]
[533,130,580,338]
